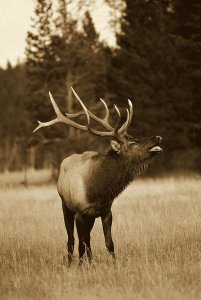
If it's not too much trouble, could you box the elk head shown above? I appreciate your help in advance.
[34,88,163,161]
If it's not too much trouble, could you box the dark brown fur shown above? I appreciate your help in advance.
[87,150,147,205]
[61,135,162,264]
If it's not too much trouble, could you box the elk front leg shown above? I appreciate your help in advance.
[101,210,115,259]
[62,200,75,265]
[76,213,95,264]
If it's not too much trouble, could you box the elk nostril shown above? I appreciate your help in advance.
[156,136,162,142]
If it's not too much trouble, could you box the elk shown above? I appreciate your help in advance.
[34,88,163,264]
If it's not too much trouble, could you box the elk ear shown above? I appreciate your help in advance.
[111,140,121,154]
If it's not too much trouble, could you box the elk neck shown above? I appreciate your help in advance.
[85,149,149,205]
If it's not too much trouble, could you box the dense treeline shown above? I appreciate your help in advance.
[0,0,200,174]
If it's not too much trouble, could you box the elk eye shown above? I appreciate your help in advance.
[128,142,136,147]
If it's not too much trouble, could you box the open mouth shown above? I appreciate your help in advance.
[148,143,163,154]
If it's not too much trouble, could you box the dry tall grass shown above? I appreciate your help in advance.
[0,172,201,300]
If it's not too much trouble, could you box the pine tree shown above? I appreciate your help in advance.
[54,5,108,110]
[173,0,201,155]
[25,0,113,170]
[0,64,29,171]
[80,11,108,100]
[108,0,192,158]
[25,0,54,123]
[110,2,164,132]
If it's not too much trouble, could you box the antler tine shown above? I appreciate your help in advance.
[71,87,118,137]
[118,99,133,134]
[71,87,119,137]
[100,98,110,122]
[65,111,84,118]
[49,92,63,118]
[33,91,91,133]
[71,87,90,127]
[118,108,130,134]
[33,120,57,133]
[33,92,64,133]
[128,99,133,126]
[68,89,113,131]
[113,104,121,134]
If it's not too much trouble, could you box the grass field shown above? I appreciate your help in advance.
[0,172,201,300]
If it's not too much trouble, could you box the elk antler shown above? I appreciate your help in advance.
[33,88,133,137]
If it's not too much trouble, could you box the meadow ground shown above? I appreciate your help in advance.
[0,171,201,300]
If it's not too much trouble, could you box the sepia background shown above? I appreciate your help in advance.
[0,1,201,300]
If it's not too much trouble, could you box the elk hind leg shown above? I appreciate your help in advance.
[62,200,75,265]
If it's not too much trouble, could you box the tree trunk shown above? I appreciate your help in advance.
[4,138,18,172]
[29,147,36,170]
[4,137,10,173]
[66,71,76,138]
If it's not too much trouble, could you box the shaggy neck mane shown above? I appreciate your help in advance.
[86,149,149,205]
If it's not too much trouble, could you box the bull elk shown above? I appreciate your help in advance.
[34,88,163,264]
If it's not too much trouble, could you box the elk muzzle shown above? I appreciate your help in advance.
[148,136,163,154]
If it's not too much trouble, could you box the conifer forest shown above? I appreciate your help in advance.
[0,0,200,174]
